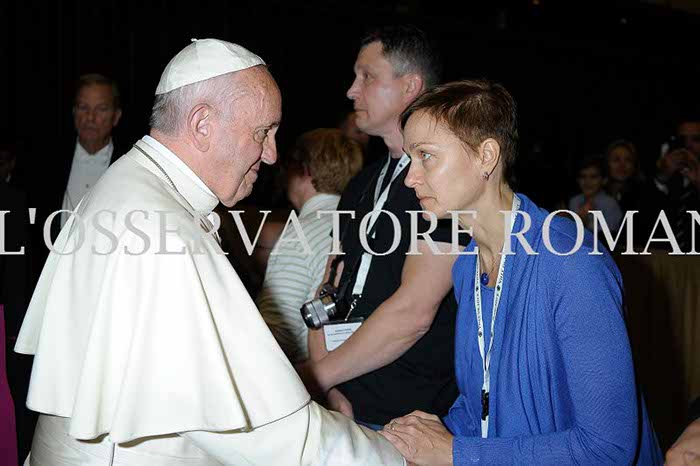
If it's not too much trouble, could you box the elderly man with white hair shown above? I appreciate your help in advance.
[15,39,404,466]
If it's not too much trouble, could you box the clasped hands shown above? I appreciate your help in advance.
[297,361,454,465]
[379,410,454,466]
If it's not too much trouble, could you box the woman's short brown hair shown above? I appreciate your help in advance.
[400,79,518,186]
[287,128,363,194]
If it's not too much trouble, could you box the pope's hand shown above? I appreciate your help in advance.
[379,410,453,466]
[326,387,354,419]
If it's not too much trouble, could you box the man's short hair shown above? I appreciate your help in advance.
[401,79,519,186]
[287,128,363,195]
[149,76,234,135]
[361,25,442,89]
[74,73,121,109]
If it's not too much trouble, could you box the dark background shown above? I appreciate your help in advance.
[2,0,699,209]
[1,0,700,456]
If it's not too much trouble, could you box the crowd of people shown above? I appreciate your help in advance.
[563,131,700,251]
[1,23,699,466]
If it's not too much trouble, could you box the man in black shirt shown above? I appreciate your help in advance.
[299,26,469,429]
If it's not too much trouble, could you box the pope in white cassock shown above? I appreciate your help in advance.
[15,39,405,466]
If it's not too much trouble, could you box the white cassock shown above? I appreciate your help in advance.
[15,136,404,466]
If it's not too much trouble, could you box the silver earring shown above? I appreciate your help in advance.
[482,171,490,181]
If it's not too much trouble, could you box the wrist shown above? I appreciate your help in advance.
[315,357,336,392]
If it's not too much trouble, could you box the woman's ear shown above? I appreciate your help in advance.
[480,138,501,169]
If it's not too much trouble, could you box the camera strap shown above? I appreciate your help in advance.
[350,154,410,297]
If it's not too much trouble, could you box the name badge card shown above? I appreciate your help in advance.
[323,319,363,351]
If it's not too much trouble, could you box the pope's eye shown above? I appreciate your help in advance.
[255,129,270,143]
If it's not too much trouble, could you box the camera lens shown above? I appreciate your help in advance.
[300,294,337,329]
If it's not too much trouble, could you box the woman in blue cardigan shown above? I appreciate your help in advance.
[379,80,663,465]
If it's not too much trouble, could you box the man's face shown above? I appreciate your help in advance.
[211,68,282,207]
[73,84,121,148]
[346,41,409,138]
[678,122,700,157]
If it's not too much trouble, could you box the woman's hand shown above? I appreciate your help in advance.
[379,410,453,466]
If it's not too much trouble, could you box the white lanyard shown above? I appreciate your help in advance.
[473,194,520,438]
[351,154,410,297]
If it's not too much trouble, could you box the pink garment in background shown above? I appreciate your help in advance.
[0,304,18,465]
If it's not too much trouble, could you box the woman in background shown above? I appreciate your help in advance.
[605,139,645,213]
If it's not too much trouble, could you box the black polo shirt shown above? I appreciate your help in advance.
[335,155,471,425]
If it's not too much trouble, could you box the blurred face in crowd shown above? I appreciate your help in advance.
[347,41,414,138]
[678,121,700,157]
[0,150,15,181]
[607,145,636,182]
[404,110,486,220]
[74,83,121,153]
[285,166,308,211]
[577,166,604,199]
[211,67,281,207]
[339,111,370,150]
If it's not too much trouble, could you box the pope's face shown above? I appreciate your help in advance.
[346,41,409,138]
[73,84,121,150]
[214,68,281,207]
[404,110,483,219]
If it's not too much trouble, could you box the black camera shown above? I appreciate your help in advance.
[300,282,351,330]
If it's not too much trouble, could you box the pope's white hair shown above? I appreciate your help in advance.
[149,74,236,135]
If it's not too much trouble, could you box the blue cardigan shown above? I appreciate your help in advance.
[444,194,662,465]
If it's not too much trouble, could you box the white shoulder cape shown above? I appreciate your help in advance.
[15,140,310,443]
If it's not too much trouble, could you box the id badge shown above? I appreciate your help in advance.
[323,318,364,351]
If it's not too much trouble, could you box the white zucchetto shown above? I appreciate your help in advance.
[155,38,265,95]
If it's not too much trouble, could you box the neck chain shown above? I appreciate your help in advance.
[479,253,499,286]
[133,144,218,239]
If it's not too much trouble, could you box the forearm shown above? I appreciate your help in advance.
[314,243,455,390]
[452,428,635,466]
[314,295,434,390]
[308,328,327,362]
[181,401,404,466]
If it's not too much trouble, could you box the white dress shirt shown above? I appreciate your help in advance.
[60,140,113,227]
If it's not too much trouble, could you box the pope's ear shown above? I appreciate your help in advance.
[187,104,213,151]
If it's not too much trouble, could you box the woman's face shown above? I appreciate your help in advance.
[607,146,636,182]
[403,111,483,219]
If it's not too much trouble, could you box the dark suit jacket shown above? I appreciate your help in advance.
[48,136,125,241]
[26,134,126,267]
